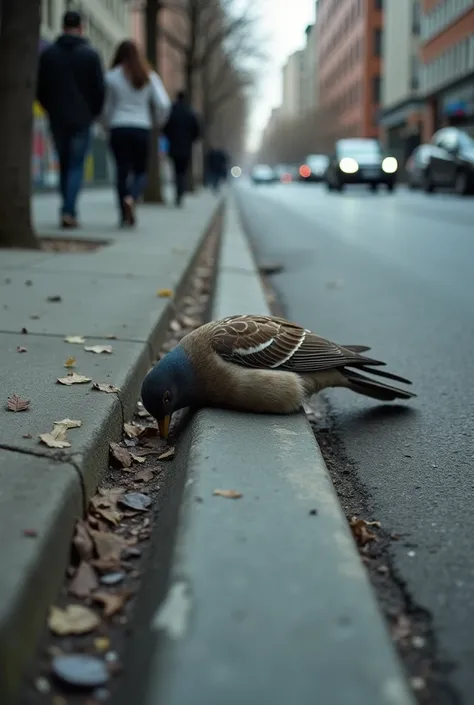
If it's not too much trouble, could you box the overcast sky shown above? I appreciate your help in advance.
[247,0,316,152]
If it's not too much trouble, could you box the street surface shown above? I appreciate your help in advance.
[237,181,474,703]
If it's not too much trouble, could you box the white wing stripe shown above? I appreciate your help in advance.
[270,331,306,368]
[234,338,275,356]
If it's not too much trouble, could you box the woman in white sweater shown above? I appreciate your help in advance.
[103,40,170,226]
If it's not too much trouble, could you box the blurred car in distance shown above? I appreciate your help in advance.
[274,164,296,183]
[406,145,439,189]
[421,127,474,195]
[251,164,276,184]
[325,139,398,192]
[299,154,329,182]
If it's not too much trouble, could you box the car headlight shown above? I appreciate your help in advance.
[382,157,398,174]
[339,158,359,174]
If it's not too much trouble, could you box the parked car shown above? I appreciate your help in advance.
[325,138,398,192]
[406,144,440,189]
[274,164,296,183]
[299,154,329,182]
[422,127,474,195]
[251,164,275,184]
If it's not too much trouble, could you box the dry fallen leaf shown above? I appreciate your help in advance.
[16,346,27,353]
[84,345,113,354]
[158,447,175,460]
[123,423,143,438]
[110,442,133,468]
[157,288,173,297]
[91,487,124,511]
[213,489,243,499]
[130,453,146,464]
[54,418,82,430]
[90,530,129,562]
[69,561,99,599]
[92,382,120,394]
[64,357,76,368]
[64,335,85,344]
[135,468,154,482]
[93,590,132,618]
[94,507,122,526]
[7,394,30,412]
[48,605,100,636]
[57,372,91,386]
[73,520,94,561]
[39,425,71,449]
[350,517,377,546]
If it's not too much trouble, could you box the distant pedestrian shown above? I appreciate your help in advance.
[163,91,200,207]
[37,10,105,228]
[206,147,229,193]
[102,40,170,226]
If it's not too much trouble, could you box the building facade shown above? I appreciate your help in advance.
[420,0,474,139]
[302,23,318,113]
[379,0,423,163]
[316,0,383,138]
[35,0,131,189]
[282,49,305,118]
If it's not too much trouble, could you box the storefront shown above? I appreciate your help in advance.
[378,98,424,167]
[438,77,474,136]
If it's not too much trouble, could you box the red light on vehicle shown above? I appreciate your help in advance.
[281,173,292,183]
[299,164,311,178]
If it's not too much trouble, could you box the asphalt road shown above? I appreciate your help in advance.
[236,180,474,703]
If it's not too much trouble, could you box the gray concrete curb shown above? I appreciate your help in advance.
[142,195,416,705]
[0,199,223,704]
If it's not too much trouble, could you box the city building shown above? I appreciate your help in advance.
[420,0,474,139]
[302,23,318,113]
[379,0,423,162]
[316,0,383,138]
[281,49,305,118]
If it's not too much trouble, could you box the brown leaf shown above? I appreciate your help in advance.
[90,530,129,562]
[84,345,113,354]
[54,418,82,430]
[57,372,91,385]
[158,447,175,460]
[157,288,173,297]
[64,335,85,344]
[94,507,122,526]
[213,489,243,499]
[92,382,120,394]
[123,423,143,438]
[110,442,132,468]
[73,520,94,561]
[130,453,146,464]
[350,517,377,546]
[92,590,133,618]
[7,394,30,412]
[135,468,154,482]
[16,346,27,353]
[64,356,76,368]
[48,605,100,636]
[91,487,124,511]
[69,561,99,598]
[39,425,71,449]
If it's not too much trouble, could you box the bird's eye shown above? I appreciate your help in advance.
[163,390,171,404]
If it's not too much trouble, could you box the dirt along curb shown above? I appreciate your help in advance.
[0,196,223,704]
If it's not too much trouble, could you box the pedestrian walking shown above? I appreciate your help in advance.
[37,11,105,228]
[102,41,170,226]
[205,147,229,193]
[163,92,200,207]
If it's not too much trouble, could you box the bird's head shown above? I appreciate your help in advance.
[140,345,196,439]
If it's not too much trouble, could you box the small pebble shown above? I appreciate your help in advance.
[119,492,152,511]
[407,550,416,557]
[100,571,125,586]
[35,676,50,694]
[52,654,109,688]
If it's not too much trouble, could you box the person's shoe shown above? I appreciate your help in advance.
[61,214,79,229]
[123,196,136,226]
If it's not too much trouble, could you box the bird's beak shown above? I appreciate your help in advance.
[158,414,171,439]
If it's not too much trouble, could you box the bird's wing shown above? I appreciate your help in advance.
[210,315,383,373]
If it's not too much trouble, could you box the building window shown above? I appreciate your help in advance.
[372,76,381,103]
[373,29,382,57]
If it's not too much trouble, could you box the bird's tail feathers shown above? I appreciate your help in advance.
[342,344,371,353]
[355,365,412,386]
[343,369,416,402]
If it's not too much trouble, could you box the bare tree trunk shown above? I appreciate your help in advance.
[144,0,164,204]
[0,0,41,248]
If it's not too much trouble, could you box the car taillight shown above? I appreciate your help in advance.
[281,173,292,183]
[299,165,311,178]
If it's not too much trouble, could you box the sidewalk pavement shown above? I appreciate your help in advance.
[0,187,221,703]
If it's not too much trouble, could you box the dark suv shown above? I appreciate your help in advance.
[422,127,474,196]
[325,138,398,192]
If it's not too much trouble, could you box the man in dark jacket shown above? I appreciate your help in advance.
[205,147,229,193]
[37,11,105,227]
[163,91,200,206]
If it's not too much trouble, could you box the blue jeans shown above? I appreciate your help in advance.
[51,126,90,217]
[109,127,150,220]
